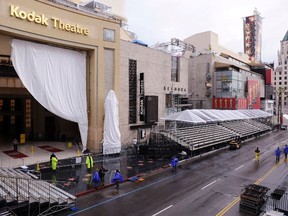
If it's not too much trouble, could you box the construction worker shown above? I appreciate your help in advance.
[51,154,58,171]
[85,153,94,171]
[255,147,260,162]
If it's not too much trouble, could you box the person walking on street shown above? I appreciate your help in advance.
[92,168,100,188]
[85,153,94,171]
[255,147,260,162]
[99,165,108,186]
[171,156,179,172]
[275,147,281,163]
[111,169,124,190]
[284,145,288,161]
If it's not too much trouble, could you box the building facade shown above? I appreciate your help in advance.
[184,31,270,111]
[274,31,288,120]
[119,40,189,145]
[0,0,121,152]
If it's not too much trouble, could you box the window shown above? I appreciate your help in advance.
[171,56,180,82]
[128,59,137,124]
[103,28,115,42]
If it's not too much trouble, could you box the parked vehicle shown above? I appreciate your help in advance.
[229,137,241,150]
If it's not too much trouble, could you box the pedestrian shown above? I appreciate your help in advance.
[111,169,124,190]
[171,156,179,172]
[50,153,58,171]
[284,145,288,160]
[92,168,100,188]
[99,165,108,186]
[255,147,260,161]
[275,147,281,163]
[132,138,138,154]
[12,138,19,151]
[85,153,94,171]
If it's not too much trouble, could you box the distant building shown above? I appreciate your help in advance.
[184,31,272,112]
[274,30,288,117]
[243,10,263,62]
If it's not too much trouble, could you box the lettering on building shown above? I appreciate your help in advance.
[10,5,89,36]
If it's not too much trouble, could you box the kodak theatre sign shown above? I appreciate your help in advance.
[10,5,89,36]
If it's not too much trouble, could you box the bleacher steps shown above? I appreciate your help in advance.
[0,167,76,215]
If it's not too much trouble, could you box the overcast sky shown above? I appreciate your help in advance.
[125,0,288,64]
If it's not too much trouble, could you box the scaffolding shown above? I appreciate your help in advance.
[151,38,195,57]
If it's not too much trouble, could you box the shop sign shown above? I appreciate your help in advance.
[10,5,89,36]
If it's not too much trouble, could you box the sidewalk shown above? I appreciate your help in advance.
[24,148,173,196]
[0,141,80,168]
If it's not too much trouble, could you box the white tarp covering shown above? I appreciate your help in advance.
[162,109,272,124]
[103,90,121,155]
[11,39,88,150]
[283,114,288,120]
[161,110,206,124]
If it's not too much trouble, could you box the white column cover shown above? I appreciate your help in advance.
[103,90,121,155]
[11,39,88,150]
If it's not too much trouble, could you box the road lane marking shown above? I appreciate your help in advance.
[152,205,173,216]
[215,159,284,216]
[234,165,244,171]
[201,180,217,190]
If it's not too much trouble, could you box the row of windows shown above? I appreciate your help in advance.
[275,71,288,76]
[278,60,288,65]
[274,83,288,88]
[274,76,288,80]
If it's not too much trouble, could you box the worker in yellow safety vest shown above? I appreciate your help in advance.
[51,155,58,171]
[86,153,94,171]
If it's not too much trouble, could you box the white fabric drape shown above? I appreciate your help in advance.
[11,39,88,150]
[103,90,121,155]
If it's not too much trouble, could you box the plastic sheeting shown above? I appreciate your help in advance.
[161,110,206,124]
[11,39,88,150]
[162,109,272,124]
[103,90,121,155]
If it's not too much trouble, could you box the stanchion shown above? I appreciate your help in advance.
[68,141,72,148]
[36,163,40,172]
[77,149,81,156]
[31,145,34,154]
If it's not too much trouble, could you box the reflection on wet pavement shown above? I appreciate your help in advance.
[25,150,172,196]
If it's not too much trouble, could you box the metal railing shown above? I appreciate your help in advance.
[0,175,76,216]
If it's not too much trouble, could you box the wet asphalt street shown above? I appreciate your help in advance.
[58,130,288,216]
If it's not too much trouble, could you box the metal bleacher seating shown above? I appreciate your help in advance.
[167,124,237,151]
[162,119,271,152]
[0,167,76,216]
